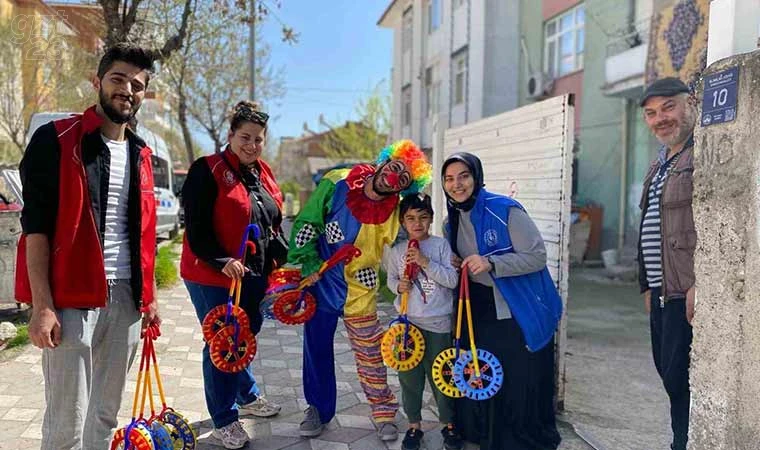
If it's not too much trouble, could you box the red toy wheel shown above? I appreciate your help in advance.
[201,305,250,342]
[272,290,317,325]
[209,326,257,373]
[110,422,154,450]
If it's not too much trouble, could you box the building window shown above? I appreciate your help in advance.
[455,0,466,8]
[424,66,439,117]
[428,0,441,34]
[453,52,467,106]
[402,85,412,127]
[544,4,585,77]
[402,7,413,52]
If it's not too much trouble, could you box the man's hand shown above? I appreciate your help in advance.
[304,272,321,286]
[398,276,411,294]
[29,304,61,349]
[141,300,161,337]
[222,260,247,280]
[462,255,492,276]
[686,286,695,324]
[405,247,429,269]
[644,290,651,314]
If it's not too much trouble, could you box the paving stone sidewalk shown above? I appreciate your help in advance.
[0,283,589,450]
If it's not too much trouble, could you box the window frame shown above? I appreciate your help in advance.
[402,7,413,53]
[402,85,412,127]
[453,51,467,106]
[544,3,585,78]
[427,0,441,34]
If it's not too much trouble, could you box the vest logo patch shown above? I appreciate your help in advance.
[223,170,236,186]
[140,167,149,187]
[484,229,498,247]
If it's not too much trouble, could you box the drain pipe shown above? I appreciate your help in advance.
[618,98,629,254]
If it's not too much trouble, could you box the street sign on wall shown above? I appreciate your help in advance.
[701,66,739,127]
[432,94,575,408]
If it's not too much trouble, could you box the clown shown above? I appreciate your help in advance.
[287,140,432,441]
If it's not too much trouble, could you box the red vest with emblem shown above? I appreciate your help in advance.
[180,150,283,288]
[15,106,157,309]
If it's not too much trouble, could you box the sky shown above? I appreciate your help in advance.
[194,0,394,154]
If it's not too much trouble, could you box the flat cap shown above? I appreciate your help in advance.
[639,77,690,107]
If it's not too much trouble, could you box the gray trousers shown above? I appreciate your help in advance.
[41,279,142,450]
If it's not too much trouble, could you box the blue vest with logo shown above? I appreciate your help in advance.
[447,190,563,352]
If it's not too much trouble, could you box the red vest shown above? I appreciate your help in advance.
[15,106,157,309]
[180,150,282,288]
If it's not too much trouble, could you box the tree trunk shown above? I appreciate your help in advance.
[177,90,195,166]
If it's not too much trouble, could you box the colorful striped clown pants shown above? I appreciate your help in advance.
[302,308,399,425]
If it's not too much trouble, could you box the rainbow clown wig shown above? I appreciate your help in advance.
[375,139,432,195]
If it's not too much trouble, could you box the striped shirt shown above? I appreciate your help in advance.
[641,151,680,288]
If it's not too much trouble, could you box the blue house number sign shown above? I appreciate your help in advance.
[701,66,739,127]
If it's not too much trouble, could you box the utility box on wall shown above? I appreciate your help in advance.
[0,169,23,305]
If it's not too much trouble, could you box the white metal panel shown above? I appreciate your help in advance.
[435,94,574,409]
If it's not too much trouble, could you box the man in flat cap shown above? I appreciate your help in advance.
[638,77,697,450]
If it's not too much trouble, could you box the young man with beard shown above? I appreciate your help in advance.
[15,44,160,450]
[638,77,698,450]
[288,140,431,442]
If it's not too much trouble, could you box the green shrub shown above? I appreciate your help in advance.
[6,324,28,349]
[155,246,179,288]
[377,268,396,304]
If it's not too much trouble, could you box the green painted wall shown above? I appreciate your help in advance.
[575,1,630,253]
[518,0,544,108]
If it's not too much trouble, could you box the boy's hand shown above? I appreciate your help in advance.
[398,277,411,294]
[405,247,429,269]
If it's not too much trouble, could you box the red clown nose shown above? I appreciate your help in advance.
[385,171,400,189]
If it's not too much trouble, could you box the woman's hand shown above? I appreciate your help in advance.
[462,255,492,276]
[222,259,247,280]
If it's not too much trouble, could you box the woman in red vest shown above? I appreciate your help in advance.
[180,101,286,449]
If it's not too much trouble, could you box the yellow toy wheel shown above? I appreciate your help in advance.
[431,347,464,398]
[381,322,425,371]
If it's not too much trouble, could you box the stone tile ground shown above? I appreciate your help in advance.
[0,283,591,450]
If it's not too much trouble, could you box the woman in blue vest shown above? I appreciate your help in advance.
[442,152,562,450]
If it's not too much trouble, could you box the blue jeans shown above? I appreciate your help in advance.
[185,277,265,428]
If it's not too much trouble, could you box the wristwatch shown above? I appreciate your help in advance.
[486,256,495,271]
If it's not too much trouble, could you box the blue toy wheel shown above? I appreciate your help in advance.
[149,420,174,450]
[161,409,197,449]
[452,349,504,401]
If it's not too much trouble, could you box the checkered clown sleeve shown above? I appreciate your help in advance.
[286,176,336,276]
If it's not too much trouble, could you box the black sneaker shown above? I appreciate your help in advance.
[441,424,464,450]
[401,427,424,450]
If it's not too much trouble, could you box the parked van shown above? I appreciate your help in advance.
[24,112,180,239]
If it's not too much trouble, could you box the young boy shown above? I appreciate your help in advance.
[382,193,464,450]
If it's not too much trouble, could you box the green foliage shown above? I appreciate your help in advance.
[6,324,29,349]
[155,246,179,288]
[377,268,396,304]
[279,180,302,196]
[321,83,391,161]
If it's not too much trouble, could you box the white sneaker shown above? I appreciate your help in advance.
[239,395,282,418]
[211,421,250,449]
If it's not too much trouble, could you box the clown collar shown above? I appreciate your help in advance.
[345,164,400,224]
